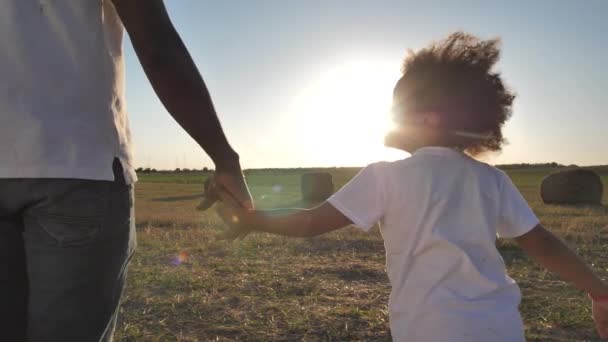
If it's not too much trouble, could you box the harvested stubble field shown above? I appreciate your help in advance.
[115,166,608,341]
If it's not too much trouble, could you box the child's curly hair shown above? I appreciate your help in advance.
[393,32,515,155]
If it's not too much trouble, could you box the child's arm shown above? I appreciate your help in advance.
[217,201,353,238]
[216,163,387,239]
[515,224,608,338]
[514,224,608,297]
[497,171,608,337]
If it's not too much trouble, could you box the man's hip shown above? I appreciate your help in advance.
[0,159,136,341]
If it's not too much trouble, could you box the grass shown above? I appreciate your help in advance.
[116,166,608,341]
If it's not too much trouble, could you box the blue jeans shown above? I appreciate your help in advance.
[0,160,136,341]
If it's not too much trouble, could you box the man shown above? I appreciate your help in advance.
[0,1,252,341]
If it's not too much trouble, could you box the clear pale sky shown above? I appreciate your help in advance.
[124,0,608,170]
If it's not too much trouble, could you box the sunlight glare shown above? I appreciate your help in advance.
[288,61,405,166]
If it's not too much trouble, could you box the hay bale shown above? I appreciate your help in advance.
[540,169,603,205]
[301,172,334,202]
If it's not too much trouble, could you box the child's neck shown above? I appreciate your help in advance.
[411,144,464,154]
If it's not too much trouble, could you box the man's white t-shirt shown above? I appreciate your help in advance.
[328,147,539,342]
[0,0,136,183]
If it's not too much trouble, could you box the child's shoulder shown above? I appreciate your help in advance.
[468,157,503,173]
[364,156,506,180]
[363,159,409,173]
[462,156,509,182]
[355,160,406,183]
[462,158,515,194]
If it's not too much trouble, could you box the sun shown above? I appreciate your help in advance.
[287,61,405,166]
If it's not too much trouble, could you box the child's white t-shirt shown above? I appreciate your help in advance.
[328,146,539,342]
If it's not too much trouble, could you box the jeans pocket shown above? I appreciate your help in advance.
[26,180,112,247]
[35,215,104,247]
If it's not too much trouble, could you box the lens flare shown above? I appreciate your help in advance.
[170,251,189,266]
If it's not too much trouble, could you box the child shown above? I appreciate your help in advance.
[215,32,608,341]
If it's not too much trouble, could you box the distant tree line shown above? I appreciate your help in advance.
[134,163,605,175]
[135,167,211,174]
[135,167,157,173]
[496,162,574,170]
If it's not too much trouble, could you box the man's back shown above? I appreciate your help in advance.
[0,2,251,340]
[0,0,134,182]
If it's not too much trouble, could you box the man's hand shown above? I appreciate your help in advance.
[198,169,253,212]
[591,296,608,339]
[214,171,254,210]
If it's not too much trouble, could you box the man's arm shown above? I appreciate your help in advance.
[112,0,251,207]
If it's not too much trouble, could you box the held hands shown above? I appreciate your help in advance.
[215,188,253,240]
[198,172,254,240]
[198,170,253,212]
[590,295,608,339]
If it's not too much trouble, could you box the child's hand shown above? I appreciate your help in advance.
[591,295,608,339]
[215,185,253,240]
[216,201,252,240]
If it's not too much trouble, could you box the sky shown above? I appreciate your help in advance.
[124,0,608,170]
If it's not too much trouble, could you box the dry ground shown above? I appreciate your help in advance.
[115,167,608,341]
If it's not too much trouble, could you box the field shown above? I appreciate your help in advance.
[115,166,608,341]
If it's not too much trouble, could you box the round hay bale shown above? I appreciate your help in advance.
[301,172,334,202]
[540,169,603,205]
